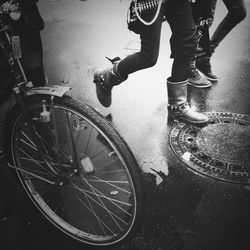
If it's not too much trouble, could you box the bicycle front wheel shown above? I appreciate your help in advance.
[6,94,143,247]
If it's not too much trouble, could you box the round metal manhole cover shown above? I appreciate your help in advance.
[169,112,250,185]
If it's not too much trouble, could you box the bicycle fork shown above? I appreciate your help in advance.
[9,89,80,185]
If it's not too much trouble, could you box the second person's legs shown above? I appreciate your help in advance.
[211,0,247,51]
[196,0,247,81]
[166,0,209,123]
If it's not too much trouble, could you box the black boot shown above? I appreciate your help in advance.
[93,60,127,107]
[196,57,218,82]
[188,60,212,88]
[167,78,209,124]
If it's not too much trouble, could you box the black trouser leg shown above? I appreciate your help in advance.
[210,0,247,50]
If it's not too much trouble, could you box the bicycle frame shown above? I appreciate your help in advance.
[0,3,143,246]
[0,17,79,184]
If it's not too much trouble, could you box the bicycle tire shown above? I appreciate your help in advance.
[5,94,144,247]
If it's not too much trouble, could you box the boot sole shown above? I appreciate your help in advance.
[204,76,219,83]
[168,115,209,124]
[187,81,212,88]
[180,117,209,124]
[196,70,219,83]
[93,80,112,108]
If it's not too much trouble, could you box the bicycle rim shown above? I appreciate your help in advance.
[10,97,140,246]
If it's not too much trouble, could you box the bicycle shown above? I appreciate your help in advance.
[0,0,144,247]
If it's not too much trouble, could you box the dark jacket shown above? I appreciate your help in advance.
[15,0,44,32]
[191,0,213,23]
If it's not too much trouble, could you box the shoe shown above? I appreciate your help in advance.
[188,67,212,88]
[167,102,209,124]
[196,57,218,82]
[93,61,126,107]
[167,78,209,124]
[93,66,114,107]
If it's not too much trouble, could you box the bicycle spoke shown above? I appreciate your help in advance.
[74,185,120,236]
[96,169,126,174]
[11,99,140,245]
[71,185,132,208]
[19,161,52,177]
[76,184,128,229]
[84,126,93,155]
[19,148,55,176]
[44,122,56,144]
[8,163,55,185]
[20,127,74,174]
[95,157,120,172]
[37,134,73,165]
[75,176,130,225]
[60,201,66,220]
[89,149,108,160]
[71,183,133,217]
[82,174,125,230]
[21,157,71,168]
[21,130,37,149]
[32,182,56,196]
[89,176,131,195]
[76,192,111,236]
[52,199,65,214]
[87,179,129,184]
[36,123,69,160]
[65,110,79,163]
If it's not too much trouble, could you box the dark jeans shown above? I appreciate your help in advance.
[118,0,197,82]
[208,0,247,51]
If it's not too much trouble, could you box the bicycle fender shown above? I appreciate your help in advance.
[26,85,71,97]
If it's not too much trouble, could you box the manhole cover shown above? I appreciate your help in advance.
[169,112,250,185]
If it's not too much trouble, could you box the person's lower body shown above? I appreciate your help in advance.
[167,56,208,123]
[19,31,47,87]
[196,0,247,81]
[93,14,162,108]
[93,0,208,123]
[190,0,218,83]
[166,0,209,123]
[167,78,208,123]
[25,65,47,87]
[0,31,46,163]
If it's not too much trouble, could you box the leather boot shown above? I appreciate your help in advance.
[196,56,218,82]
[93,60,127,107]
[188,60,212,88]
[167,78,209,124]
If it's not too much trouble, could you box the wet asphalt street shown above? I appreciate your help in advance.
[0,0,250,249]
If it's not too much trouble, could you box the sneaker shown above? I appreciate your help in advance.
[196,57,218,82]
[188,67,212,88]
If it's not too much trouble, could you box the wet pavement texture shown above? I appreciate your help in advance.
[0,0,250,249]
